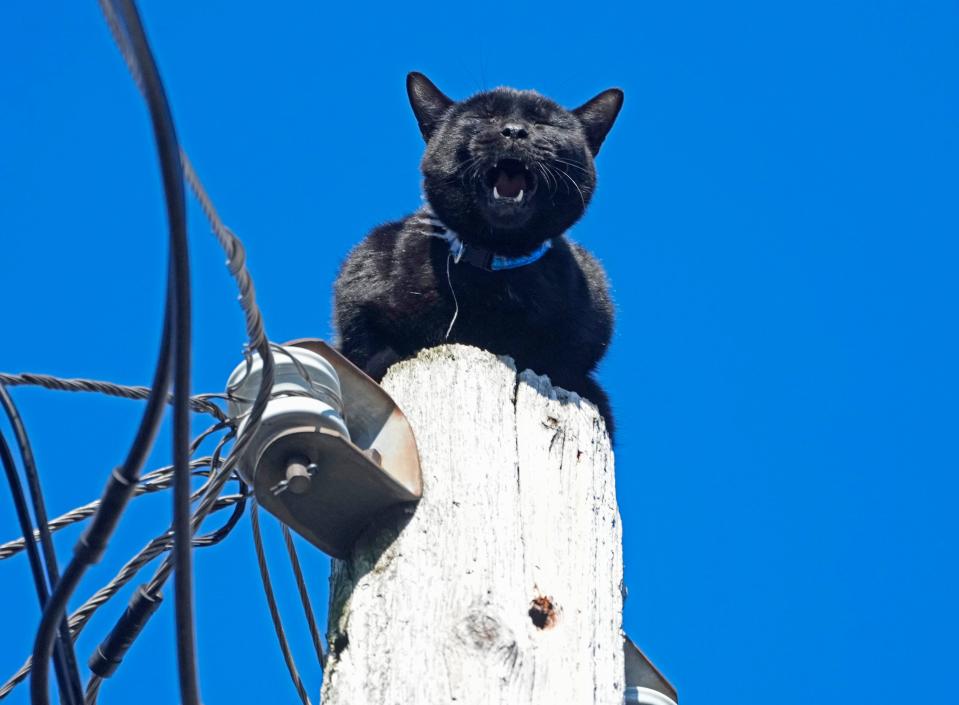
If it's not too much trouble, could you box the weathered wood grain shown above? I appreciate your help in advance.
[322,345,622,704]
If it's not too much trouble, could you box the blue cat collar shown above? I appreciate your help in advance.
[450,238,553,271]
[417,210,554,271]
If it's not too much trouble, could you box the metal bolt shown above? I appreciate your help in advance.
[284,456,314,495]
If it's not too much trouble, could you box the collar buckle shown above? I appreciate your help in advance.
[458,244,495,270]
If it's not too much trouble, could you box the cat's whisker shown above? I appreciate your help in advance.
[455,155,484,175]
[549,164,588,210]
[536,162,557,195]
[552,158,591,175]
[449,155,489,187]
[464,160,486,188]
[552,156,588,167]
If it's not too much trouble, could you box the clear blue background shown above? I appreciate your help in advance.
[1,1,956,703]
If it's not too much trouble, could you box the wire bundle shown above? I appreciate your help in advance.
[0,1,343,703]
[0,424,243,701]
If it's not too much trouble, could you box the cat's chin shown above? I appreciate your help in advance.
[477,200,536,230]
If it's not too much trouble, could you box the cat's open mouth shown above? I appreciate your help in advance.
[484,159,537,205]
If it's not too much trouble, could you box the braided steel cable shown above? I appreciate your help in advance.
[4,422,237,699]
[17,2,287,702]
[47,429,238,701]
[250,502,314,705]
[3,418,231,558]
[0,493,244,700]
[84,5,202,705]
[142,444,243,593]
[66,390,287,689]
[180,155,268,358]
[137,382,324,601]
[67,487,240,652]
[7,381,304,702]
[0,420,225,560]
[70,494,244,650]
[0,458,212,560]
[8,394,317,701]
[97,0,275,420]
[96,6,279,696]
[31,230,176,705]
[0,373,227,423]
[1,420,231,700]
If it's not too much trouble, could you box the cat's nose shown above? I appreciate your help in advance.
[501,123,529,140]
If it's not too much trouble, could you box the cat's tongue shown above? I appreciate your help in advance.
[495,171,526,198]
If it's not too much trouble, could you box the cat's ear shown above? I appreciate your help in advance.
[407,72,454,142]
[572,88,624,156]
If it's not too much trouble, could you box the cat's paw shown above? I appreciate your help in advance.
[365,347,402,382]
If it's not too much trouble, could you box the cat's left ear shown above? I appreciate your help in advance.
[407,72,454,142]
[572,88,624,156]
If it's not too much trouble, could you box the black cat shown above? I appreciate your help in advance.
[334,72,623,437]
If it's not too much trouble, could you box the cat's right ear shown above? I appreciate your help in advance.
[407,72,454,142]
[572,88,624,156]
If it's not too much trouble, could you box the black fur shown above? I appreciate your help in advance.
[334,73,623,437]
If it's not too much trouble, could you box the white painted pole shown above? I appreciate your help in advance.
[321,345,623,704]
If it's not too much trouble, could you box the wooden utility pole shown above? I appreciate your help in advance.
[321,345,624,704]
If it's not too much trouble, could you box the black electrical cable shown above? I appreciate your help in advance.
[250,502,314,705]
[198,482,248,545]
[282,525,327,671]
[3,425,231,701]
[0,458,217,561]
[2,419,229,563]
[93,374,280,683]
[0,431,79,705]
[29,258,174,705]
[97,3,200,704]
[24,0,280,698]
[3,489,245,700]
[85,489,248,704]
[83,676,101,705]
[79,376,311,692]
[29,1,184,701]
[0,385,84,705]
[55,436,245,697]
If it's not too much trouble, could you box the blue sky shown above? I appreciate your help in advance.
[1,1,957,703]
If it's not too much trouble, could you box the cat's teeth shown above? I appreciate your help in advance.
[493,185,524,202]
